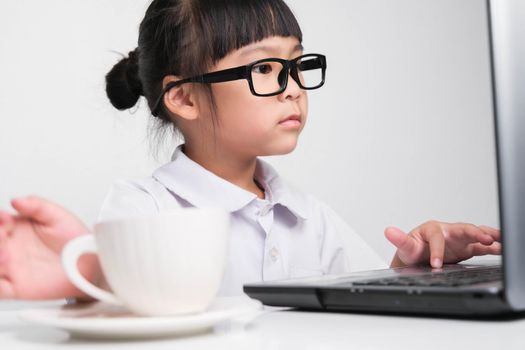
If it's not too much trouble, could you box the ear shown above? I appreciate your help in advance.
[162,76,200,120]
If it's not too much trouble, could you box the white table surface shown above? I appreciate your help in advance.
[1,299,524,350]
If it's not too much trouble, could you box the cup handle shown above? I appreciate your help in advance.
[61,235,123,306]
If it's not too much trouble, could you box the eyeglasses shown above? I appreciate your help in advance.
[151,53,327,116]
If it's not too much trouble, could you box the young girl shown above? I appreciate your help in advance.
[0,0,500,300]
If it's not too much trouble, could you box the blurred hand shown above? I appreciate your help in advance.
[384,221,501,268]
[0,196,99,300]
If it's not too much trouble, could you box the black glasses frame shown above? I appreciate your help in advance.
[151,53,327,116]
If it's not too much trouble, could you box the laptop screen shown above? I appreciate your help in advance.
[488,0,525,309]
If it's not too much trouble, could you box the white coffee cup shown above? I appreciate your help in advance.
[61,208,230,316]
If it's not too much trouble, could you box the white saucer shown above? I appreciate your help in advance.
[17,296,262,339]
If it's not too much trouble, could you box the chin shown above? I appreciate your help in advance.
[260,138,299,156]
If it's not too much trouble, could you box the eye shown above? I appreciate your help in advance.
[252,63,273,74]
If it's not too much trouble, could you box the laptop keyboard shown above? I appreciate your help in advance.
[350,266,502,288]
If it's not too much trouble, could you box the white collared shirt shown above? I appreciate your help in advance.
[98,146,386,296]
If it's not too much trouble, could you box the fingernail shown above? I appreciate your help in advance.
[432,258,442,268]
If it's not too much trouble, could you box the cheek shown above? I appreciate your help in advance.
[212,81,250,114]
[211,82,269,130]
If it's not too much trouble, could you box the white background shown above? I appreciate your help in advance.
[0,0,498,262]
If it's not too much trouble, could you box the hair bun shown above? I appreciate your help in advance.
[105,49,144,110]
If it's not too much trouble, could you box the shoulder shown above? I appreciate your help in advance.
[289,189,351,232]
[97,177,179,222]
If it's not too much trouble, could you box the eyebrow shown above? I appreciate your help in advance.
[238,43,304,58]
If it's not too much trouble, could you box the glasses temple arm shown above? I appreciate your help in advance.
[150,66,248,116]
[196,65,247,83]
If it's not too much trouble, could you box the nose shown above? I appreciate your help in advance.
[279,68,302,101]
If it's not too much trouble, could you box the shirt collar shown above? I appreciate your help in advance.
[254,157,308,220]
[152,145,308,219]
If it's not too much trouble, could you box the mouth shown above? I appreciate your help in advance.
[278,114,302,128]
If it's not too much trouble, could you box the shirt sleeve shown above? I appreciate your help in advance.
[318,201,388,274]
[97,179,160,223]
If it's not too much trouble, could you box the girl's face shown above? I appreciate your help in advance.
[203,36,308,158]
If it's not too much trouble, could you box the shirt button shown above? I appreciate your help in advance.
[270,247,279,262]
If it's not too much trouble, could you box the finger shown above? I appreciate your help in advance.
[384,227,415,251]
[478,225,501,242]
[11,195,65,226]
[445,223,494,245]
[385,227,424,266]
[0,278,15,299]
[419,226,445,268]
[470,242,502,256]
[0,211,15,240]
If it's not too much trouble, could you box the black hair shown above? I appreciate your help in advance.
[105,0,302,133]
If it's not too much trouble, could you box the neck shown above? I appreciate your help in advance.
[182,143,265,199]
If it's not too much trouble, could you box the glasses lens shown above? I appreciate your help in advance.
[250,56,325,95]
[296,55,324,89]
[250,60,286,95]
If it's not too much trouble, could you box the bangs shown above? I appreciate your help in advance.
[196,0,303,64]
[136,0,303,119]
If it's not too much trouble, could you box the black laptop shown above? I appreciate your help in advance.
[243,0,525,316]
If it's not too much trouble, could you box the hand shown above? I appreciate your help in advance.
[0,196,99,300]
[384,221,501,268]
